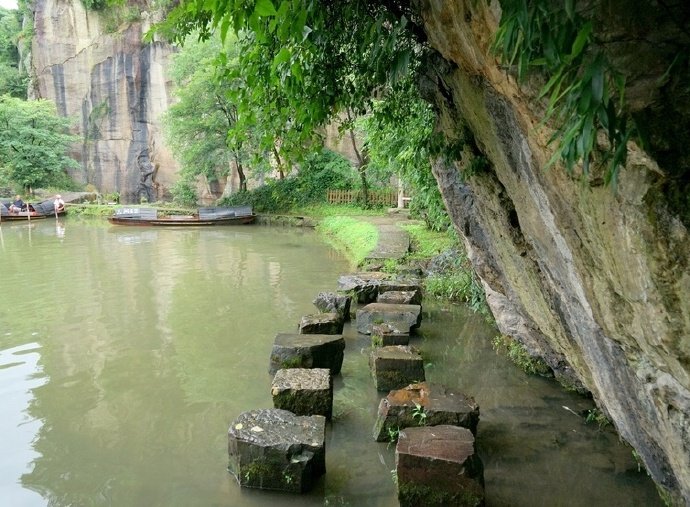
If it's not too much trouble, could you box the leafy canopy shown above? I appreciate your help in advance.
[0,96,80,191]
[153,0,424,167]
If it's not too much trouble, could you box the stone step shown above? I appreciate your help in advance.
[298,312,344,334]
[271,368,333,420]
[356,302,422,335]
[373,382,480,442]
[369,345,425,392]
[228,409,326,493]
[371,322,410,347]
[396,425,485,507]
[312,292,352,321]
[268,333,345,375]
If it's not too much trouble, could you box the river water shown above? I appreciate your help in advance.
[0,219,660,506]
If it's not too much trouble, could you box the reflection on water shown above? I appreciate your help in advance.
[0,220,661,506]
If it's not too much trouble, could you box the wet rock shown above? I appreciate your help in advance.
[269,333,345,375]
[313,292,352,321]
[369,346,425,392]
[271,368,333,420]
[337,272,390,304]
[228,409,326,493]
[373,382,480,442]
[378,280,423,302]
[298,313,344,335]
[356,303,422,335]
[396,425,485,507]
[371,323,410,347]
[376,290,422,306]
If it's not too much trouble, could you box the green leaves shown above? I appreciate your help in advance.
[253,0,276,17]
[494,0,634,186]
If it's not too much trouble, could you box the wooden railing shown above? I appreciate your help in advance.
[327,189,399,206]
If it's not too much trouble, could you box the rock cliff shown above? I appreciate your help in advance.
[29,0,178,202]
[415,1,689,503]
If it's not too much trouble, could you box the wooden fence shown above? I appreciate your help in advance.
[327,189,399,206]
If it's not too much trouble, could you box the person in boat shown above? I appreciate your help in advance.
[53,194,65,212]
[9,195,25,213]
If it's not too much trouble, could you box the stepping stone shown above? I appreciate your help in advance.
[377,290,422,305]
[337,272,390,304]
[269,333,345,375]
[371,323,410,347]
[378,280,423,304]
[298,312,344,334]
[313,292,352,322]
[228,409,326,493]
[373,382,480,442]
[356,303,422,335]
[369,346,424,392]
[271,368,333,419]
[396,425,484,507]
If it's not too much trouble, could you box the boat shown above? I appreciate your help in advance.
[0,199,66,221]
[107,206,256,226]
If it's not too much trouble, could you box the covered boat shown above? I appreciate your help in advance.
[107,206,256,226]
[0,199,66,221]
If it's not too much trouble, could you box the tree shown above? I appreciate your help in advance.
[0,7,27,98]
[152,1,425,176]
[0,96,79,192]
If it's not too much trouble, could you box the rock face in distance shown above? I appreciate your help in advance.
[271,368,333,420]
[313,292,352,321]
[373,382,480,442]
[396,425,484,507]
[228,409,326,493]
[356,303,422,335]
[298,313,344,335]
[269,333,345,375]
[30,0,180,202]
[369,346,425,392]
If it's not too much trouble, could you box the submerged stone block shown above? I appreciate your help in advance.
[269,333,345,375]
[369,346,424,392]
[337,272,390,304]
[396,425,484,507]
[298,312,344,335]
[376,290,422,306]
[313,292,352,321]
[271,368,333,419]
[378,280,423,301]
[371,323,410,347]
[356,303,422,335]
[228,409,326,493]
[373,382,480,442]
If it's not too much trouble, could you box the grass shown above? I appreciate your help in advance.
[401,223,458,260]
[316,216,378,266]
[492,334,552,377]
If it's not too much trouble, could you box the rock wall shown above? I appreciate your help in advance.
[29,0,178,203]
[415,0,690,503]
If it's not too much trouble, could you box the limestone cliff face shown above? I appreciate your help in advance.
[29,0,178,203]
[416,1,689,503]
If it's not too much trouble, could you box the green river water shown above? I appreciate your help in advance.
[0,219,660,506]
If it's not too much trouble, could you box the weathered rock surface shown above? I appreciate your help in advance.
[337,272,390,304]
[378,280,423,301]
[356,303,422,335]
[269,333,345,375]
[228,409,326,493]
[271,368,333,420]
[371,323,410,346]
[396,425,484,507]
[30,0,180,203]
[313,292,352,321]
[369,346,425,392]
[298,313,344,335]
[376,290,421,306]
[373,382,480,442]
[416,1,690,501]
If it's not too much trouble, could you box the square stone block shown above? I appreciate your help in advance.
[272,368,333,419]
[269,333,345,375]
[228,409,326,493]
[396,425,484,506]
[369,345,424,392]
[298,312,344,334]
[371,323,410,347]
[356,303,422,335]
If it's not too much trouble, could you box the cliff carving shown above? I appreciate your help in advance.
[29,0,178,202]
[415,0,690,503]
